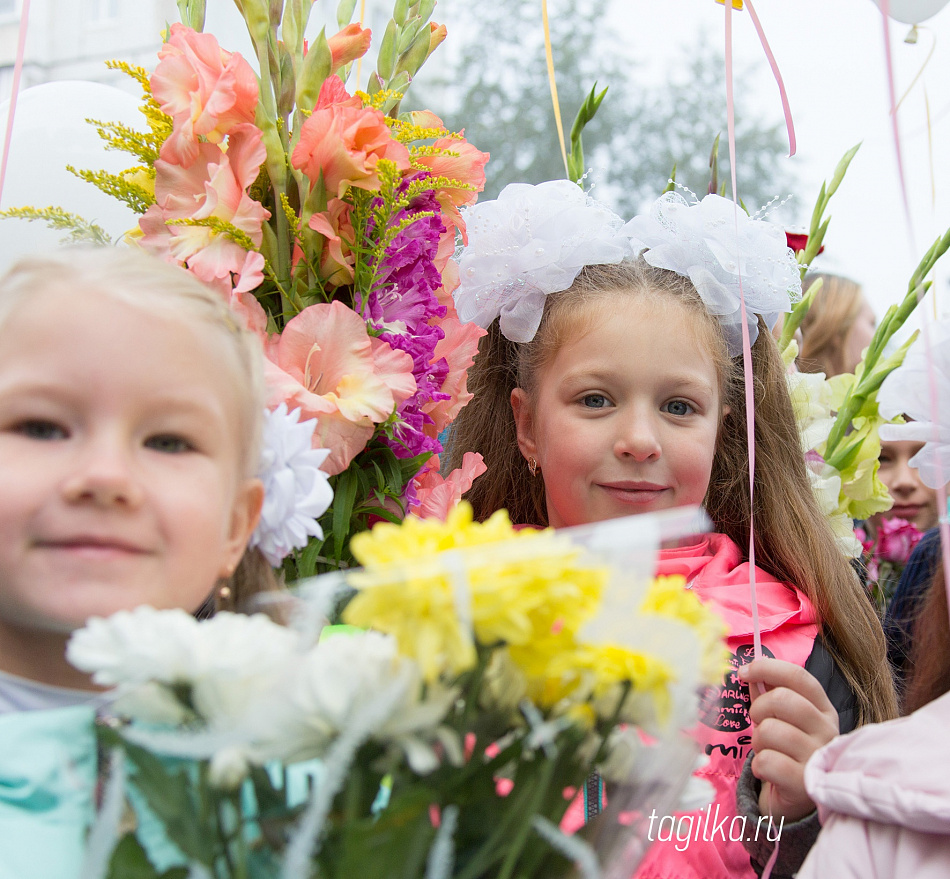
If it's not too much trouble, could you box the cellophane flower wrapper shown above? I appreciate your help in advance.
[69,504,728,879]
[8,0,492,574]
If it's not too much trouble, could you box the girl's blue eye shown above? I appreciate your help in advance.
[581,393,610,409]
[15,420,68,441]
[664,400,693,417]
[145,434,194,454]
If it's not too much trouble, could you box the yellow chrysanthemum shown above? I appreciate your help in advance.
[345,503,608,684]
[641,575,730,685]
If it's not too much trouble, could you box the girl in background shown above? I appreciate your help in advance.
[797,272,876,377]
[447,183,897,879]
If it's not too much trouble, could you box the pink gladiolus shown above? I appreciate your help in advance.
[414,132,489,208]
[413,452,487,521]
[291,78,411,197]
[422,317,486,436]
[265,301,416,475]
[876,517,923,565]
[151,23,259,167]
[307,197,357,285]
[139,123,270,290]
[327,23,372,74]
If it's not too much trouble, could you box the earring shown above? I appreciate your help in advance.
[218,585,232,601]
[528,456,538,478]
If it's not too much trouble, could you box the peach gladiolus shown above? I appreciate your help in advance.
[151,23,259,167]
[414,134,489,208]
[291,79,411,198]
[327,23,372,75]
[308,197,357,285]
[265,301,416,475]
[139,123,270,289]
[413,452,487,521]
[422,317,486,436]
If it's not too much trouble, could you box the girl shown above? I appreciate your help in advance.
[0,247,283,878]
[447,183,898,879]
[797,272,877,378]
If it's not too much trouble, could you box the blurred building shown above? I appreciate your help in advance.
[0,0,176,97]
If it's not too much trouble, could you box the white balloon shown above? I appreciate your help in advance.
[0,81,143,274]
[870,0,950,24]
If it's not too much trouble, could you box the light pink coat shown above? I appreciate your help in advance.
[798,688,950,879]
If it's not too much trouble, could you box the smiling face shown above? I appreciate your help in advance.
[0,286,263,680]
[873,439,938,532]
[512,293,725,528]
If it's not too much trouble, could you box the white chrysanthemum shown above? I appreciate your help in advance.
[67,607,301,726]
[254,630,457,774]
[454,180,630,342]
[879,320,950,489]
[251,403,334,566]
[623,193,801,357]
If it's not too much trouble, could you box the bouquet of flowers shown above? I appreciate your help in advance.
[855,517,924,611]
[3,0,490,574]
[779,146,950,557]
[67,505,728,879]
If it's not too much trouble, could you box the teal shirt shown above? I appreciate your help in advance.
[0,705,97,879]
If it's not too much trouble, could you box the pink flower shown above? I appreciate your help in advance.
[412,452,487,520]
[422,317,486,436]
[413,129,489,209]
[151,23,259,167]
[877,517,924,565]
[291,78,411,197]
[264,301,416,475]
[307,197,357,285]
[327,23,372,75]
[139,124,270,290]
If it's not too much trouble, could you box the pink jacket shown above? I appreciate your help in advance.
[797,688,950,879]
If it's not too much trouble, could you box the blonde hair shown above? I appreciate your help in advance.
[447,257,897,726]
[797,273,865,377]
[0,246,281,607]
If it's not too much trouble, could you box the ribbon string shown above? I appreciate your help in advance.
[0,0,32,208]
[541,0,569,180]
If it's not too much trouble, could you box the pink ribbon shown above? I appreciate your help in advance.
[724,3,782,874]
[744,0,796,157]
[0,0,31,207]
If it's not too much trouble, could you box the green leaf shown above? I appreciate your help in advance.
[376,20,398,81]
[336,0,358,28]
[332,468,359,560]
[106,834,160,879]
[295,28,332,111]
[106,733,215,866]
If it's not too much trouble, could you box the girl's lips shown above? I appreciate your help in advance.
[597,483,671,505]
[890,505,921,520]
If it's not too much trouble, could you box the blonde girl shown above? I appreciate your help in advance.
[797,272,876,377]
[0,247,318,878]
[447,183,897,879]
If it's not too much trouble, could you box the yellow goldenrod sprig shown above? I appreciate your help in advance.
[0,206,112,244]
[66,167,154,216]
[167,217,259,252]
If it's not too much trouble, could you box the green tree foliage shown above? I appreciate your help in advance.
[410,0,796,219]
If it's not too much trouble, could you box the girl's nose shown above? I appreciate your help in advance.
[614,414,662,462]
[889,461,918,495]
[60,437,144,509]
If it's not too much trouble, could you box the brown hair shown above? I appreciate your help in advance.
[904,564,950,713]
[797,273,865,377]
[447,258,897,726]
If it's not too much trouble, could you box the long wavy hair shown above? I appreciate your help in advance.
[447,258,897,726]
